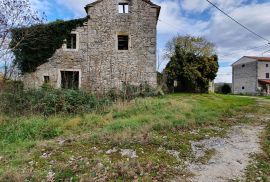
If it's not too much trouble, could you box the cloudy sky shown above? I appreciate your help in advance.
[30,0,270,83]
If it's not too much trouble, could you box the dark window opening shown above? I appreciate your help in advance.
[242,64,245,68]
[61,71,79,89]
[118,3,129,13]
[242,86,245,90]
[66,34,77,49]
[266,73,270,79]
[118,35,129,50]
[266,64,269,67]
[44,76,50,83]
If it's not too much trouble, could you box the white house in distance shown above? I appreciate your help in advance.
[232,56,270,95]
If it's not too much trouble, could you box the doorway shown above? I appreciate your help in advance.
[60,71,79,89]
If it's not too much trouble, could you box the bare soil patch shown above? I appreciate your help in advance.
[187,124,264,182]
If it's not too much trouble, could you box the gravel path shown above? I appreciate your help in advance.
[188,124,264,182]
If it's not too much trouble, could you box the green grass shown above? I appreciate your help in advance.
[0,94,256,181]
[246,121,270,181]
[244,97,270,182]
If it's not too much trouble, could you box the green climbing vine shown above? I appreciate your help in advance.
[10,17,88,74]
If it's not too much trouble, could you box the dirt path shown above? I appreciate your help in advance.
[187,124,264,182]
[184,97,270,182]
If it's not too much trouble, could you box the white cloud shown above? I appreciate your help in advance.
[181,0,248,13]
[181,0,209,13]
[215,66,232,83]
[56,0,92,17]
[154,0,209,35]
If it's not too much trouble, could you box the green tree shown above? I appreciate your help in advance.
[164,35,219,93]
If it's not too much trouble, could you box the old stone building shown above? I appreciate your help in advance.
[23,0,160,92]
[232,56,270,95]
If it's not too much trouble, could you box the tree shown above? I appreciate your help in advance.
[164,35,216,59]
[0,0,45,80]
[164,35,219,93]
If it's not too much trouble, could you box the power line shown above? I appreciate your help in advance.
[157,18,270,59]
[205,0,270,43]
[219,43,270,58]
[262,49,270,56]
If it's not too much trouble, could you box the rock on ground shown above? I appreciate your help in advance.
[120,149,138,158]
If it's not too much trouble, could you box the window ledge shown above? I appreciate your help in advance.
[63,48,79,52]
[117,50,129,52]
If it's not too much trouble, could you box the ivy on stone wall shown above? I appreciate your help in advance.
[10,17,88,74]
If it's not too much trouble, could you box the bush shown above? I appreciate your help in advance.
[106,82,159,101]
[220,84,232,94]
[0,81,158,116]
[0,85,110,116]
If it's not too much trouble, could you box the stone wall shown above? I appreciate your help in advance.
[257,61,270,80]
[23,0,159,93]
[232,59,258,94]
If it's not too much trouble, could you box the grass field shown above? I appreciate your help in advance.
[0,94,258,181]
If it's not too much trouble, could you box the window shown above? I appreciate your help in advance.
[118,3,129,13]
[266,64,269,67]
[118,35,128,50]
[66,33,77,49]
[266,73,270,79]
[242,64,245,68]
[44,76,50,83]
[61,71,79,89]
[242,86,245,90]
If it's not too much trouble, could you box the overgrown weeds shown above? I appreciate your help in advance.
[0,93,257,181]
[0,81,159,116]
[0,87,109,116]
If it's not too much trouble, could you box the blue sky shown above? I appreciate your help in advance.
[30,0,270,83]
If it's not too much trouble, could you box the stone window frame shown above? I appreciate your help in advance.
[57,68,82,89]
[116,32,130,51]
[266,73,270,79]
[117,0,130,14]
[63,31,79,52]
[118,3,129,13]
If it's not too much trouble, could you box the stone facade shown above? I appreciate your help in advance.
[232,56,270,95]
[23,0,160,93]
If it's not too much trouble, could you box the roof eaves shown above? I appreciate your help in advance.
[142,0,161,20]
[244,56,270,62]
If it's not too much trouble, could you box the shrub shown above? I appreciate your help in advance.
[0,85,110,116]
[220,84,232,94]
[106,82,159,101]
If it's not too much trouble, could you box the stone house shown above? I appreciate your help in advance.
[23,0,160,92]
[232,56,270,95]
